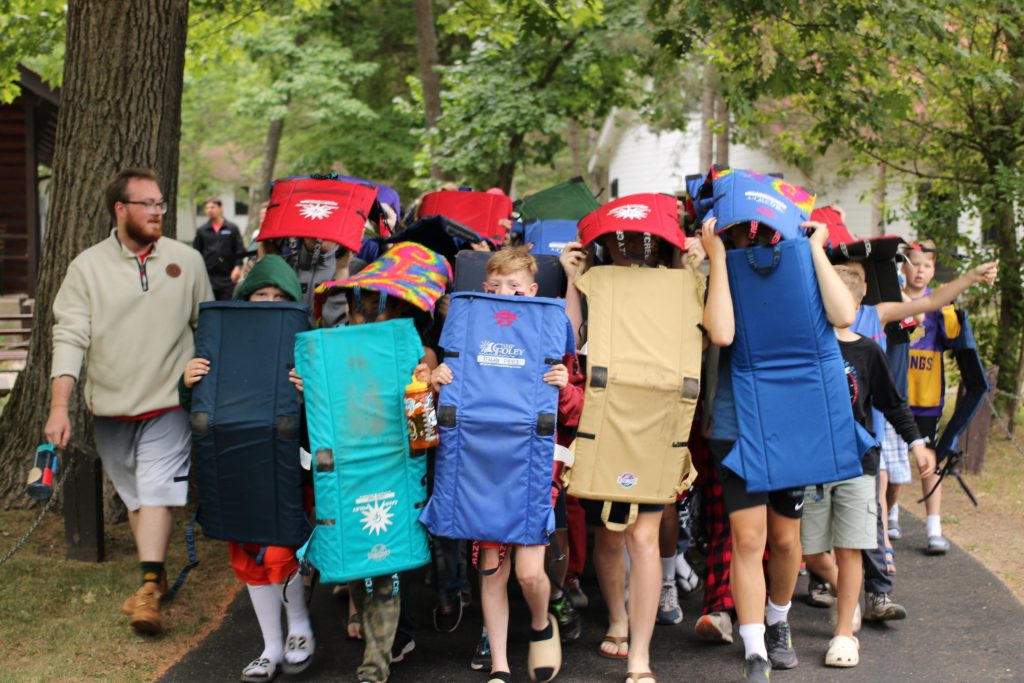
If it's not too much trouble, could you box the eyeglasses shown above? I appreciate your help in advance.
[121,199,168,215]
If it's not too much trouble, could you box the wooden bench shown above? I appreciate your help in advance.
[0,304,32,395]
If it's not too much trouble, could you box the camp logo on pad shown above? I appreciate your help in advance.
[617,473,638,489]
[744,191,787,214]
[368,544,391,562]
[477,340,526,368]
[608,203,651,221]
[494,310,518,327]
[297,199,338,220]
[355,491,397,536]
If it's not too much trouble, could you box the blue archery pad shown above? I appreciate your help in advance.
[420,293,573,545]
[720,237,871,492]
[294,319,430,583]
[191,302,311,547]
[525,220,579,256]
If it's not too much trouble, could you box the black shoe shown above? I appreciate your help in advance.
[549,594,582,642]
[433,599,463,633]
[742,654,772,680]
[766,621,798,669]
[391,631,415,663]
[470,631,492,670]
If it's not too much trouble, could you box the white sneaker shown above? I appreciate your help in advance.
[656,582,683,625]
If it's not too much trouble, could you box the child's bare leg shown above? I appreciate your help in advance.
[515,545,551,630]
[833,548,863,637]
[623,510,662,675]
[886,482,902,514]
[878,469,892,547]
[593,526,629,655]
[804,552,838,588]
[729,506,768,626]
[766,510,802,606]
[480,547,512,674]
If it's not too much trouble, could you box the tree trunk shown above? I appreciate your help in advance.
[0,0,189,509]
[244,116,285,243]
[714,92,730,166]
[990,195,1023,402]
[414,0,444,180]
[699,62,715,171]
[872,163,887,236]
[496,132,525,194]
[569,120,584,178]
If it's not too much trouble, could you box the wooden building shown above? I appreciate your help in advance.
[0,65,58,296]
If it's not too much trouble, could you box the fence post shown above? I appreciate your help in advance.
[960,365,999,475]
[63,450,105,562]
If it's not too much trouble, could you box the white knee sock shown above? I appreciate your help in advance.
[660,554,676,586]
[247,583,284,664]
[281,576,313,639]
[765,599,791,626]
[889,503,900,523]
[926,514,942,538]
[738,623,768,660]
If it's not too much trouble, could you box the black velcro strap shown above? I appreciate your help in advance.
[438,405,456,428]
[682,377,700,400]
[414,500,426,509]
[173,475,189,483]
[544,358,561,365]
[536,413,555,436]
[590,366,608,388]
[445,351,460,359]
[576,432,596,440]
[671,442,688,448]
[315,449,334,472]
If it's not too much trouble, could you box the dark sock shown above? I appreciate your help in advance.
[530,620,553,641]
[140,561,165,585]
[488,672,512,683]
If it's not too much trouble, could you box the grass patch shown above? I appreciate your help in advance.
[0,507,238,682]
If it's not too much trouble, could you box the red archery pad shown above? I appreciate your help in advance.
[578,193,686,251]
[258,178,378,252]
[418,190,513,244]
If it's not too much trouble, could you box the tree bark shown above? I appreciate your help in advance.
[414,0,444,180]
[872,163,887,236]
[990,193,1023,402]
[714,92,730,167]
[699,62,715,171]
[245,116,285,243]
[0,0,189,509]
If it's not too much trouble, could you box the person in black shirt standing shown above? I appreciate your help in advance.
[193,196,245,300]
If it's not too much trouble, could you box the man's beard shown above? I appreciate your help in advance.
[125,213,162,245]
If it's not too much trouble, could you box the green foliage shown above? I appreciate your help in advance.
[0,0,65,102]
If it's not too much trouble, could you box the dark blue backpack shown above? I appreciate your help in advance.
[420,293,574,545]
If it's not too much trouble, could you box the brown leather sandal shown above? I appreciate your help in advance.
[597,634,629,660]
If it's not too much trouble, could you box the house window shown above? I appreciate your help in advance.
[610,178,619,199]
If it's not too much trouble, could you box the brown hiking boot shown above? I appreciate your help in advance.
[122,576,168,614]
[128,581,164,635]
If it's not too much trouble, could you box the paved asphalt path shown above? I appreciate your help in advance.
[159,515,1023,682]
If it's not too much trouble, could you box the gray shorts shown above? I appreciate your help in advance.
[93,409,191,511]
[800,474,878,554]
[881,422,911,484]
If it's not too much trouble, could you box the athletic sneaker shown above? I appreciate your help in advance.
[694,611,734,643]
[806,578,835,608]
[742,654,772,680]
[656,582,683,625]
[549,594,582,642]
[391,631,415,663]
[926,535,950,555]
[766,620,798,669]
[433,599,463,633]
[888,518,902,540]
[470,631,492,670]
[863,592,907,622]
[564,574,589,609]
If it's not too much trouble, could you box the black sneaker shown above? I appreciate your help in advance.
[470,631,492,670]
[549,594,582,642]
[391,631,415,663]
[742,654,772,680]
[766,621,798,669]
[433,599,463,633]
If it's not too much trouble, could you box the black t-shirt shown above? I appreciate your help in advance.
[839,335,922,474]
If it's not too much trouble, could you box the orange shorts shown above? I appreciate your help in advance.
[228,542,299,585]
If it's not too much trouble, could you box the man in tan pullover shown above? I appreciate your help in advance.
[44,168,213,635]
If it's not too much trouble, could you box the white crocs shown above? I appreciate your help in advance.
[241,656,279,682]
[825,635,860,667]
[281,633,315,675]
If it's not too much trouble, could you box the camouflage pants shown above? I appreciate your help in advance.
[349,574,400,682]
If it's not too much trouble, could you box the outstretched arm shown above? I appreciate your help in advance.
[877,260,998,325]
